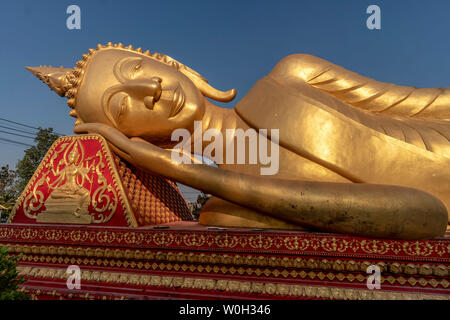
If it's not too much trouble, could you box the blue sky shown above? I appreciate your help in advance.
[1,0,449,176]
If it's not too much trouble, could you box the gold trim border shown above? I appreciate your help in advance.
[1,226,449,259]
[17,266,450,300]
[5,244,450,278]
[16,253,450,289]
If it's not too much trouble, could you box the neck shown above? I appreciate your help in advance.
[202,99,235,131]
[188,98,236,155]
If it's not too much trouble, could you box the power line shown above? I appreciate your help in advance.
[0,130,35,140]
[0,137,33,147]
[0,116,43,131]
[0,117,67,136]
[0,141,29,149]
[0,124,38,136]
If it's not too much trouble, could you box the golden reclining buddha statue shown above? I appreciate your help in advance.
[27,42,450,239]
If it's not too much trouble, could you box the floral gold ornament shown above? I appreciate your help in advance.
[27,43,449,239]
[1,224,449,260]
[35,139,106,224]
[11,135,125,225]
[9,135,191,226]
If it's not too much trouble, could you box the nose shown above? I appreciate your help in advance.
[143,77,163,109]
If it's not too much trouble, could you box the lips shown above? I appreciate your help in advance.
[105,82,186,125]
[160,84,186,118]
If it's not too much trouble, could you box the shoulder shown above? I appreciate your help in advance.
[269,54,334,83]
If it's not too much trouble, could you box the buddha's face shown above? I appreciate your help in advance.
[75,48,205,144]
[67,151,78,164]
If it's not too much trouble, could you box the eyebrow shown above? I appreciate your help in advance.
[113,56,143,83]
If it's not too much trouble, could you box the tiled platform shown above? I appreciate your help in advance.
[0,222,448,300]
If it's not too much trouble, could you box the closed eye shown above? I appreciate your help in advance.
[119,94,128,118]
[130,60,143,79]
[106,92,129,126]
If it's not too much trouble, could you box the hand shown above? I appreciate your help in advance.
[74,123,137,164]
[74,122,210,187]
[74,123,170,172]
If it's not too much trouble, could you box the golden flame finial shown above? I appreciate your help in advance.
[25,65,74,97]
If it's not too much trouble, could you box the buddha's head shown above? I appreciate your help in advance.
[26,43,236,144]
[67,150,78,164]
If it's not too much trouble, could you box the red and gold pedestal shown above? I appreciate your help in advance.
[0,223,449,300]
[1,135,449,300]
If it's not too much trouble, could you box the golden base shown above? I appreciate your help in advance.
[36,212,92,224]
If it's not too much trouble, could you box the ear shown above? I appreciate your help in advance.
[180,69,236,102]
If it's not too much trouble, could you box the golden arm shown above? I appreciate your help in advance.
[74,123,448,240]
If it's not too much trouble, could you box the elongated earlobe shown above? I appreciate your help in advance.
[182,70,236,102]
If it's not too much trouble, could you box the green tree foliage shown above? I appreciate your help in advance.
[15,128,59,195]
[0,165,16,219]
[0,247,30,300]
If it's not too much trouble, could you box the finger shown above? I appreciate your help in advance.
[74,123,134,162]
[73,123,88,134]
[108,143,133,163]
[75,123,134,156]
[74,123,108,134]
[130,137,148,143]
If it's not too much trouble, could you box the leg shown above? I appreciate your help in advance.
[199,197,309,231]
